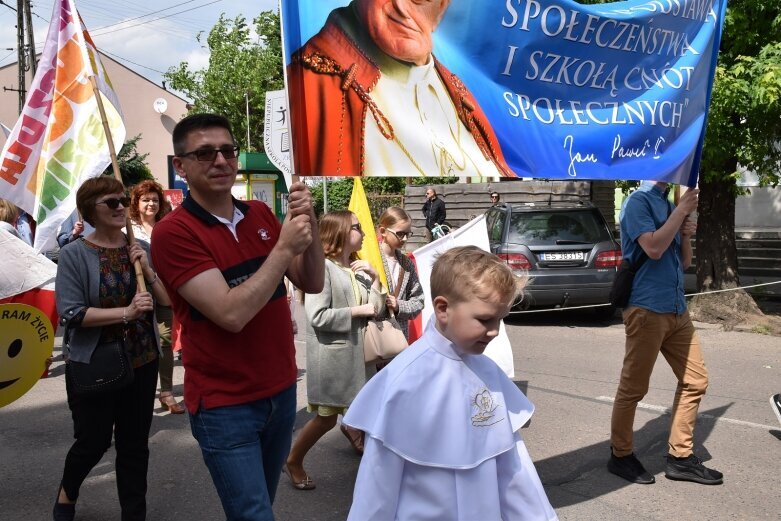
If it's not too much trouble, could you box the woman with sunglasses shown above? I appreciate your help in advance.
[285,211,386,491]
[53,176,170,521]
[378,207,424,341]
[129,180,183,415]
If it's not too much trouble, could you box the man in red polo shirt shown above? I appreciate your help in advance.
[151,113,324,520]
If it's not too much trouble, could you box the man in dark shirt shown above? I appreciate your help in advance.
[57,210,94,247]
[422,187,446,242]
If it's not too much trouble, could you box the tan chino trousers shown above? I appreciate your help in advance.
[611,307,709,458]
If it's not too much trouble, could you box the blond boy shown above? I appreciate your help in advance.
[344,246,557,520]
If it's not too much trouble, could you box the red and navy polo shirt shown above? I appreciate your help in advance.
[151,196,296,414]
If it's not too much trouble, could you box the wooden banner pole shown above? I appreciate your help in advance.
[89,75,147,293]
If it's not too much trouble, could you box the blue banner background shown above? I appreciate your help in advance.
[282,0,727,185]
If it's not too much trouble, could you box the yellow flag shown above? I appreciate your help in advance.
[348,178,388,290]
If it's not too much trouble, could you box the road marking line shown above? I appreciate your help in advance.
[595,396,777,431]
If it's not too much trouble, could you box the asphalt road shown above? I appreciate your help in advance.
[2,308,780,520]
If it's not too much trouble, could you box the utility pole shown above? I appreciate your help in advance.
[23,0,36,78]
[16,0,25,114]
[245,92,251,151]
[3,0,36,113]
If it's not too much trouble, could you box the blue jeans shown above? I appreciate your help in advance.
[189,384,297,521]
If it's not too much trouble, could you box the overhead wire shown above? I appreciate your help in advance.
[84,0,213,26]
[89,0,204,31]
[21,10,205,48]
[90,0,224,38]
[29,0,210,37]
[99,48,167,75]
[76,0,209,34]
[2,0,236,78]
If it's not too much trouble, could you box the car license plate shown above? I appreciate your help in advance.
[540,252,584,261]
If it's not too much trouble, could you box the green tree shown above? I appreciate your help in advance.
[309,177,460,217]
[696,2,781,295]
[310,178,353,216]
[409,177,459,186]
[102,134,153,187]
[163,11,283,151]
[580,1,781,299]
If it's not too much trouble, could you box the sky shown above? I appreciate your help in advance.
[0,0,278,95]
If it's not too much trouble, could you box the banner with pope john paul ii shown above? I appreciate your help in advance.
[281,0,727,185]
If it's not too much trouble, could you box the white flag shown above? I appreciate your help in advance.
[413,215,515,377]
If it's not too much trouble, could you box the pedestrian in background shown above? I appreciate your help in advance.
[129,180,183,414]
[57,209,94,247]
[152,113,324,521]
[0,198,23,240]
[15,208,35,245]
[0,198,34,245]
[422,187,446,242]
[53,176,170,521]
[285,211,387,490]
[770,393,781,428]
[608,182,722,486]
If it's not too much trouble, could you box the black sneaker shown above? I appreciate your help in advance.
[607,451,655,484]
[770,394,781,428]
[665,454,723,485]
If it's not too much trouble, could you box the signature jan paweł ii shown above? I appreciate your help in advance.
[564,134,666,177]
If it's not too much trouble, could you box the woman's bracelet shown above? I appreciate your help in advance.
[146,272,158,286]
[122,307,130,325]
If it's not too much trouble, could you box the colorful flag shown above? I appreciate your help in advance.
[0,0,125,253]
[348,178,388,291]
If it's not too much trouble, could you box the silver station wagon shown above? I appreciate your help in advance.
[486,202,622,319]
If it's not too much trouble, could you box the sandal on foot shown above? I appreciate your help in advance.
[340,424,364,455]
[159,393,185,414]
[283,464,315,490]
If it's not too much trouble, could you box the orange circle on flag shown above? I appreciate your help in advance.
[0,304,54,408]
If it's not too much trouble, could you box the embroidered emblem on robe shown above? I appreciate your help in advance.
[471,388,504,427]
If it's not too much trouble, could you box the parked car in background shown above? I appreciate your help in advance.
[485,202,622,319]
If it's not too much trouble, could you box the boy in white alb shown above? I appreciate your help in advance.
[344,246,557,520]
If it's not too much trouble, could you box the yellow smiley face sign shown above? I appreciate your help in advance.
[0,303,54,408]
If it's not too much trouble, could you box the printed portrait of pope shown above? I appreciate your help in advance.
[287,0,515,177]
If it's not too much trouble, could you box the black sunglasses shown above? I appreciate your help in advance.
[178,145,240,162]
[96,196,130,209]
[388,229,412,240]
